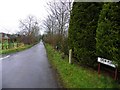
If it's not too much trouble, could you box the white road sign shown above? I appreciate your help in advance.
[97,57,116,68]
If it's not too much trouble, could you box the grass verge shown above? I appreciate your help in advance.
[0,44,33,55]
[45,44,120,88]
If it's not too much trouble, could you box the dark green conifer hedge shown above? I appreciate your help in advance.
[68,2,120,70]
[96,2,120,69]
[68,2,103,67]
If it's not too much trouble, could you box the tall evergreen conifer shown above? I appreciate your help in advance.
[96,2,120,69]
[68,2,103,67]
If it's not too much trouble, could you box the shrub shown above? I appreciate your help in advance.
[68,2,103,67]
[96,2,120,70]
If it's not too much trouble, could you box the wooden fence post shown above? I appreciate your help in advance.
[98,63,101,76]
[69,49,72,64]
[2,39,3,49]
[114,68,117,80]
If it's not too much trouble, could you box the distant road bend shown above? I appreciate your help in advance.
[2,41,59,88]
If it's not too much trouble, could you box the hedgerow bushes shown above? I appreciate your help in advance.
[43,33,69,55]
[68,2,103,67]
[68,2,120,69]
[96,2,120,69]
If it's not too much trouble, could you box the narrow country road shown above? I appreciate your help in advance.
[2,41,59,88]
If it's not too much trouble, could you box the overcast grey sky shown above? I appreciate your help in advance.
[0,0,52,34]
[1,0,118,34]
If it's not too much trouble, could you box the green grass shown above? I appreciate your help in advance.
[0,44,33,55]
[45,44,120,88]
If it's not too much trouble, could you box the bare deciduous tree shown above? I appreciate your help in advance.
[43,0,73,36]
[19,15,40,44]
[43,0,73,52]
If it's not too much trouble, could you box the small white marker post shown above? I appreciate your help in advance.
[69,49,72,64]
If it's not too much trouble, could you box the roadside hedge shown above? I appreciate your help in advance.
[68,2,103,67]
[68,2,120,70]
[96,2,120,69]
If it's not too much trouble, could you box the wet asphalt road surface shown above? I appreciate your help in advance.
[2,42,59,88]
